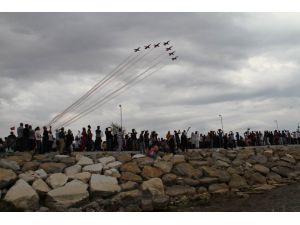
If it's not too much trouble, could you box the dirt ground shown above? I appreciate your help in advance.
[172,182,300,212]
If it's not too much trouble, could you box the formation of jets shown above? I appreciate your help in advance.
[134,40,178,61]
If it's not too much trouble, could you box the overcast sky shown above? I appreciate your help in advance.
[1,12,300,138]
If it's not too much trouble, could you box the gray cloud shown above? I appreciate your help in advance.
[1,12,300,138]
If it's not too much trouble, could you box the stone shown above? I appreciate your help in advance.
[120,181,139,191]
[189,160,210,168]
[141,199,153,211]
[197,186,208,194]
[172,155,186,164]
[104,168,121,178]
[232,159,243,166]
[154,161,173,173]
[0,168,17,189]
[165,185,196,196]
[33,154,52,162]
[162,173,177,185]
[8,152,32,162]
[19,171,39,183]
[208,183,229,194]
[46,173,68,189]
[136,157,154,167]
[229,174,248,189]
[248,155,268,164]
[54,155,69,160]
[120,162,141,174]
[75,154,83,161]
[141,178,165,196]
[77,156,94,166]
[236,149,255,160]
[132,154,146,159]
[183,178,200,186]
[264,150,273,158]
[216,170,231,182]
[22,161,40,172]
[4,179,39,210]
[198,177,219,185]
[58,157,76,166]
[153,195,169,210]
[185,151,203,161]
[98,156,116,164]
[68,172,91,183]
[254,164,270,175]
[172,163,196,177]
[37,206,49,212]
[35,169,48,179]
[0,158,20,171]
[248,172,267,185]
[215,160,230,168]
[281,155,296,164]
[114,190,142,206]
[116,153,132,163]
[90,174,121,196]
[39,162,66,173]
[162,154,173,161]
[254,184,275,191]
[47,179,89,208]
[271,166,293,178]
[106,161,122,169]
[267,172,282,183]
[82,163,103,173]
[32,178,51,195]
[121,172,143,182]
[141,166,163,179]
[202,166,219,177]
[64,164,82,176]
[212,152,231,163]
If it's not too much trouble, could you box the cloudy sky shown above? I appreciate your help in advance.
[1,12,300,138]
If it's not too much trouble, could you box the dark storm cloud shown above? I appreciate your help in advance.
[1,12,300,137]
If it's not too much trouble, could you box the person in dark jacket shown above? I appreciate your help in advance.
[65,129,74,154]
[42,126,49,153]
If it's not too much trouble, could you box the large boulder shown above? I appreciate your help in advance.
[120,162,141,174]
[247,172,267,185]
[98,156,116,165]
[105,161,122,169]
[64,165,82,176]
[116,153,132,163]
[39,162,66,173]
[7,152,32,163]
[165,185,196,197]
[68,172,91,183]
[172,155,186,164]
[248,155,268,164]
[0,168,17,189]
[154,161,173,173]
[46,173,68,189]
[198,177,219,185]
[104,168,121,178]
[120,181,139,191]
[35,169,48,179]
[208,183,229,193]
[121,172,143,182]
[90,174,121,196]
[136,157,154,167]
[281,155,296,164]
[254,164,270,175]
[58,157,76,166]
[264,150,273,158]
[141,178,165,196]
[162,173,177,185]
[0,158,20,171]
[82,163,103,173]
[19,171,39,184]
[271,166,294,178]
[47,180,89,208]
[236,149,255,160]
[202,166,219,177]
[141,166,163,179]
[77,156,94,166]
[32,178,51,195]
[4,179,39,210]
[173,163,197,177]
[162,154,173,161]
[229,174,248,189]
[22,161,40,172]
[185,151,203,161]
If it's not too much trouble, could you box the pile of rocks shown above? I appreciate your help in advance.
[1,145,300,211]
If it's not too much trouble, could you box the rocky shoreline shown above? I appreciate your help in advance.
[1,145,300,212]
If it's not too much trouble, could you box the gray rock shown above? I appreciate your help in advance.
[98,156,116,164]
[39,162,66,173]
[90,174,121,196]
[46,173,68,189]
[154,161,173,173]
[120,181,139,191]
[105,161,122,169]
[64,164,82,176]
[0,158,20,171]
[208,183,229,193]
[198,177,219,185]
[120,162,141,174]
[82,163,103,173]
[141,178,165,196]
[4,179,39,210]
[165,185,196,196]
[162,173,177,185]
[35,169,48,179]
[153,195,169,210]
[254,164,270,175]
[22,161,40,172]
[141,199,153,211]
[68,172,91,183]
[19,171,39,184]
[47,179,89,208]
[32,178,51,195]
[77,156,94,166]
[172,155,185,164]
[0,168,17,189]
[229,174,248,189]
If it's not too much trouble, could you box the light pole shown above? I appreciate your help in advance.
[274,120,278,130]
[219,115,223,130]
[119,104,123,129]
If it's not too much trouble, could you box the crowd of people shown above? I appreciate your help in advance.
[1,123,300,159]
